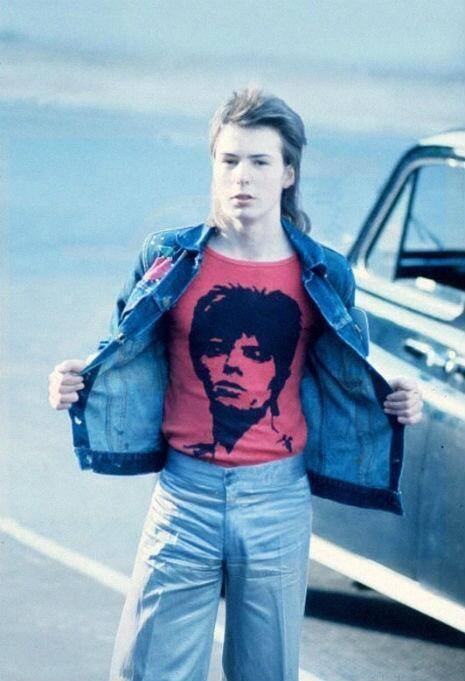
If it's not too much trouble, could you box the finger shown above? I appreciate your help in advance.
[384,403,420,414]
[58,393,80,405]
[384,396,409,407]
[407,398,423,413]
[49,372,85,387]
[388,376,418,392]
[51,401,72,410]
[55,402,75,411]
[55,359,86,374]
[384,389,422,404]
[49,394,78,409]
[384,390,411,403]
[58,383,85,395]
[397,412,423,425]
[60,375,85,387]
[385,395,423,410]
[49,401,66,410]
[384,403,423,418]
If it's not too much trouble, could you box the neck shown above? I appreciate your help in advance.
[208,212,294,261]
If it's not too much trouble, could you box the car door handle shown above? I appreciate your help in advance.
[404,338,465,376]
[404,339,442,367]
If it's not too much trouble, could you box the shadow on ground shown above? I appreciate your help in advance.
[304,588,465,648]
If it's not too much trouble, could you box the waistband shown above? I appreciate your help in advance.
[164,447,307,487]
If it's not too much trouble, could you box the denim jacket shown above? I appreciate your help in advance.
[69,218,404,515]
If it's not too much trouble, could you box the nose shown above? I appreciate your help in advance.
[223,347,243,376]
[233,160,251,185]
[223,361,242,376]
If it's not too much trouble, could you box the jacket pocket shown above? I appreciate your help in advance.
[310,328,392,487]
[314,328,370,394]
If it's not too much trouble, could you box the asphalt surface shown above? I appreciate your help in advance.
[2,524,465,681]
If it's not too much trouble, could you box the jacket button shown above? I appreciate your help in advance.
[116,332,125,343]
[162,296,171,308]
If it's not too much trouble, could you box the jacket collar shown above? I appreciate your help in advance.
[280,217,327,275]
[176,223,216,252]
[176,218,327,274]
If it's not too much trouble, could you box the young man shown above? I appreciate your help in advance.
[48,88,423,681]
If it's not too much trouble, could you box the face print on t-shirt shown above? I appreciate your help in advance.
[161,246,319,466]
[185,283,302,458]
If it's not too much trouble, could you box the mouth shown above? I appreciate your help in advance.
[232,194,254,201]
[213,380,245,399]
[214,380,245,392]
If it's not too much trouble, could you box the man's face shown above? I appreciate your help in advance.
[212,123,295,225]
[200,332,276,410]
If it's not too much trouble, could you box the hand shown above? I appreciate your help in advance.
[48,359,87,410]
[383,376,423,425]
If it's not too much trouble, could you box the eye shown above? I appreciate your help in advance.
[254,160,268,166]
[222,159,236,165]
[242,346,271,362]
[204,340,228,357]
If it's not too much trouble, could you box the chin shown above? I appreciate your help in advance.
[229,210,260,223]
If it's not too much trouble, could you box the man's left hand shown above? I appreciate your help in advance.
[383,376,423,425]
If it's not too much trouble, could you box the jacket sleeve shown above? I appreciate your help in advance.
[96,232,156,351]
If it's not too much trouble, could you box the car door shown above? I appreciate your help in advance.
[350,148,465,604]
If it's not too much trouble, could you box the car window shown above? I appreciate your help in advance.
[365,160,465,321]
[366,176,412,280]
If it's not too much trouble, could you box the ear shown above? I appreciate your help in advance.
[283,164,295,189]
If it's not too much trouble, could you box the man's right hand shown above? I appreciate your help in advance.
[48,359,87,410]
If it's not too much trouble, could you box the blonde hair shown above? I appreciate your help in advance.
[206,87,311,233]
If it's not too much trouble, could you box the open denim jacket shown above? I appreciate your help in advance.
[69,218,404,515]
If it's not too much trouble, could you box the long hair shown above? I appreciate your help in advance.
[189,283,302,415]
[206,87,311,234]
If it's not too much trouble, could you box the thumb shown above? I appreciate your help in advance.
[55,358,87,374]
[388,376,417,392]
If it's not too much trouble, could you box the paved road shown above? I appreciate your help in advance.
[2,520,465,681]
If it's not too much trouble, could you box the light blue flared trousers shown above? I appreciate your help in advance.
[109,447,312,681]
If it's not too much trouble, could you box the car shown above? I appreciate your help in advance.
[310,130,465,633]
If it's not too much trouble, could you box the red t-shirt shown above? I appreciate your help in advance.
[162,245,321,466]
